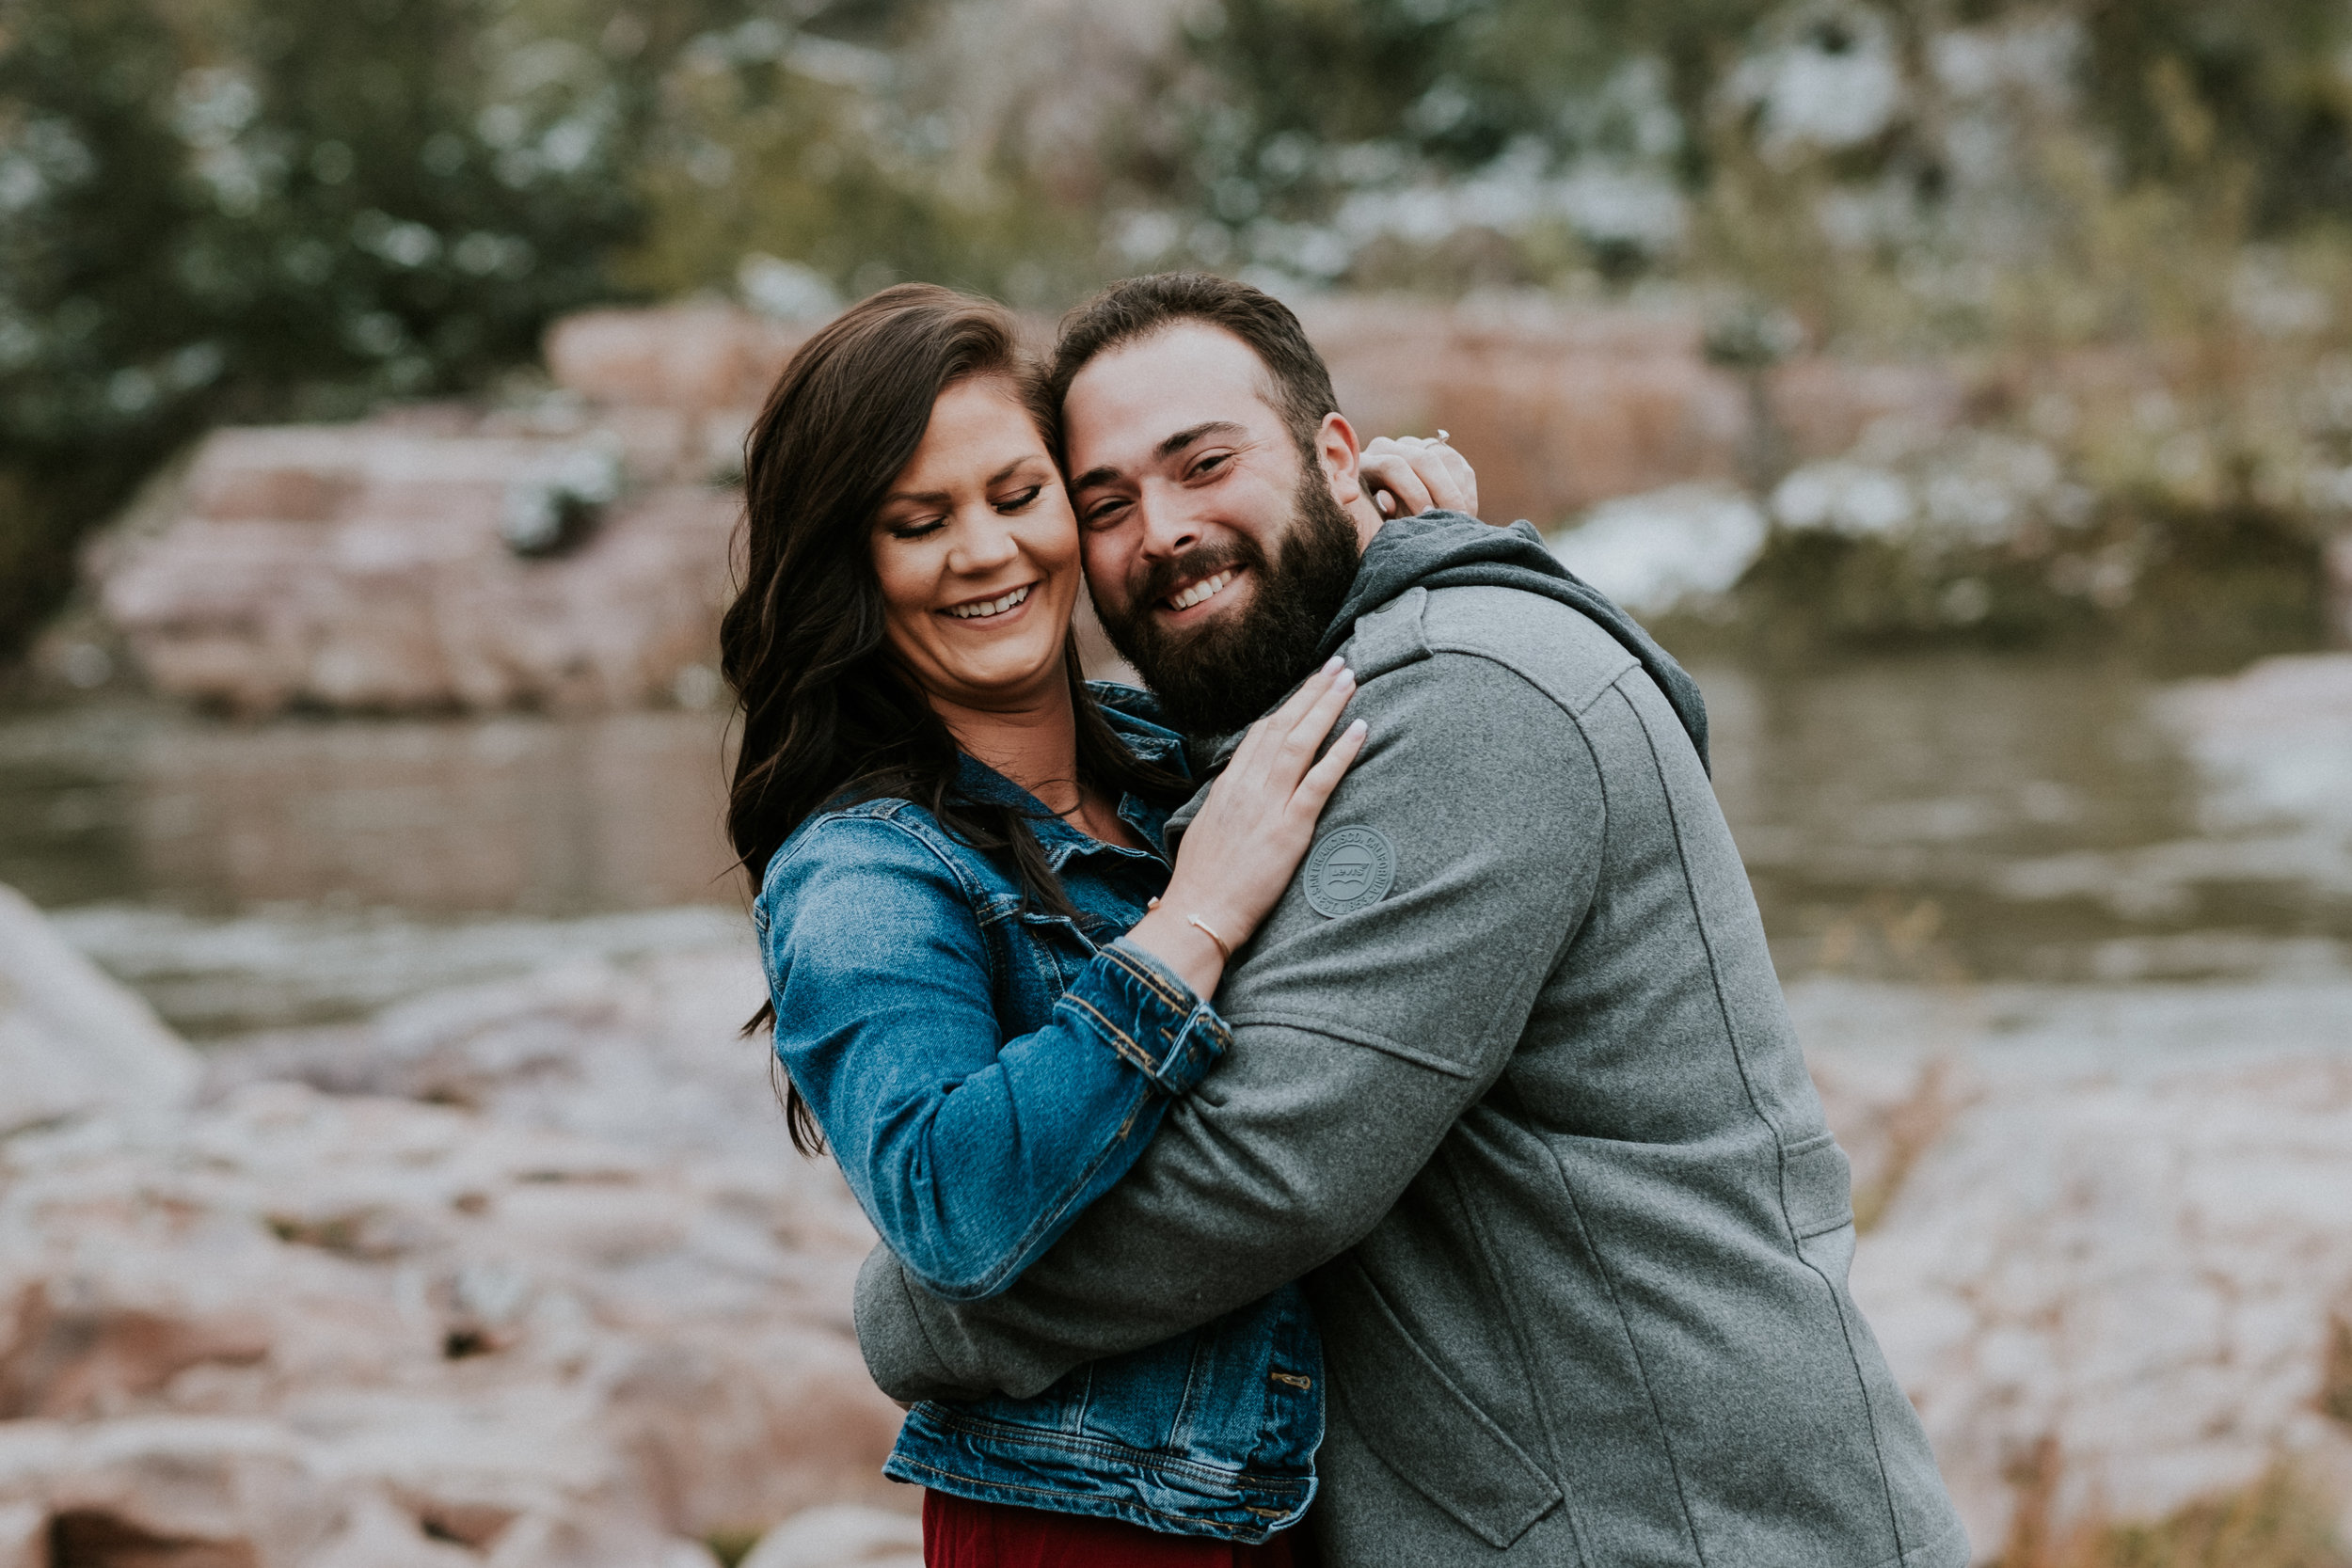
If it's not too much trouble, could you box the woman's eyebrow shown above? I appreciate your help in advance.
[883,458,1043,508]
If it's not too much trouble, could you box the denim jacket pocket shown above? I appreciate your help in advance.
[1014,907,1098,992]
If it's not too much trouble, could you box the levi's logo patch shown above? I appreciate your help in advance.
[1303,825,1397,917]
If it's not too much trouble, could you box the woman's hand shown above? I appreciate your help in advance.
[1127,659,1367,999]
[1362,432,1480,520]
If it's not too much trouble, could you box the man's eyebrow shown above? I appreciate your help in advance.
[1070,420,1248,494]
[882,457,1041,508]
[1155,420,1247,461]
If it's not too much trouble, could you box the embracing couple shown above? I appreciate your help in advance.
[723,274,1967,1568]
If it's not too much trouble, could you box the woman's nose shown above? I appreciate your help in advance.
[947,514,1022,575]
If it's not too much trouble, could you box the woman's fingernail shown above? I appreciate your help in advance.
[1348,719,1367,734]
[1323,655,1344,673]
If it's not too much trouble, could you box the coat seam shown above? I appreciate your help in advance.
[1616,672,1914,1563]
[1440,1131,1595,1568]
[1541,1137,1709,1567]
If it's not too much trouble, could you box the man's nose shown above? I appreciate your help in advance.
[1133,484,1202,562]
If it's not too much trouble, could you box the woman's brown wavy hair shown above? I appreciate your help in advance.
[722,283,1184,1154]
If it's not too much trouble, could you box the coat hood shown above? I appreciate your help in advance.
[1319,511,1710,772]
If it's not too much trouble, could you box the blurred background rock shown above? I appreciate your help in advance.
[7,0,2352,669]
[7,1,2352,1564]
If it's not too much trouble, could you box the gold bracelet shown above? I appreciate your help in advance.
[1186,914,1233,962]
[1147,899,1233,963]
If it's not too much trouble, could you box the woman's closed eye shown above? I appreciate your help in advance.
[886,516,946,541]
[993,484,1043,515]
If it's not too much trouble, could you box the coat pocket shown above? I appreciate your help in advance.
[1316,1257,1562,1549]
[1779,1130,1856,1239]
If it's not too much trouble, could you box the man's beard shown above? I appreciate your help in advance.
[1098,463,1362,736]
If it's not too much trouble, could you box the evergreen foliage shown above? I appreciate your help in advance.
[9,0,2352,658]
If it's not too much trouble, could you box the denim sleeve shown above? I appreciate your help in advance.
[760,815,1229,1302]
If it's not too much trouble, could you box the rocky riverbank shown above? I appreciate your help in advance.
[0,883,909,1568]
[1804,976,2352,1559]
[4,878,2350,1565]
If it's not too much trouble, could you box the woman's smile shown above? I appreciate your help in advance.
[941,581,1037,622]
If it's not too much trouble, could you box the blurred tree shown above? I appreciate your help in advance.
[2076,0,2352,228]
[618,3,1100,309]
[0,0,742,660]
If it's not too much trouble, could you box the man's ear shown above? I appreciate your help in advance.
[1311,411,1385,546]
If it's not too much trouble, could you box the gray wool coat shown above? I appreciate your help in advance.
[854,573,1970,1567]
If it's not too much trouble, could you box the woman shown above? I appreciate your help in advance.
[723,284,1468,1566]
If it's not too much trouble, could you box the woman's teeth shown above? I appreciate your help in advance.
[1168,570,1236,611]
[945,584,1031,621]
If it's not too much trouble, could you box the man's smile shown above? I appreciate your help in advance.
[1161,566,1243,615]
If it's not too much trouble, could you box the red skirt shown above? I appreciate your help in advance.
[922,1490,1309,1568]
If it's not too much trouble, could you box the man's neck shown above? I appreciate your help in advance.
[931,682,1085,815]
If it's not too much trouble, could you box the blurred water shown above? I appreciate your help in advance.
[0,650,2345,1037]
[0,702,744,1035]
[1707,653,2352,988]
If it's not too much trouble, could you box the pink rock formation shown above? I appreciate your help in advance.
[0,889,910,1563]
[545,307,807,414]
[90,296,1972,713]
[96,305,833,717]
[98,425,745,716]
[1804,976,2352,1558]
[1297,295,1962,531]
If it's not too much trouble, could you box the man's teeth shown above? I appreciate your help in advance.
[946,584,1031,620]
[1168,570,1236,610]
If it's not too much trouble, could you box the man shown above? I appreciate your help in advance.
[855,273,1968,1566]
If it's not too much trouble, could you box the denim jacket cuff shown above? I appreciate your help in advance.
[1060,939,1232,1095]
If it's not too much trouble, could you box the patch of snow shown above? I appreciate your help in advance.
[1549,483,1767,614]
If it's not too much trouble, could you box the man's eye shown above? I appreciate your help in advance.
[1190,452,1232,480]
[1083,499,1129,529]
[995,485,1042,514]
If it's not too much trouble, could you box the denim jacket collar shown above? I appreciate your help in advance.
[948,755,1173,870]
[947,696,1184,870]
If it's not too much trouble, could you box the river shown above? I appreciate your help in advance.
[1,650,2345,1038]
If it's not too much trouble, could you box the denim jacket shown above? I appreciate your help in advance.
[753,687,1322,1542]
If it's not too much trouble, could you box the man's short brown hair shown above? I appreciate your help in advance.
[1045,273,1341,458]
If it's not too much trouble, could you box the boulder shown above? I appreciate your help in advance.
[1295,294,1962,530]
[738,1505,922,1568]
[0,883,198,1137]
[544,307,812,414]
[98,425,742,716]
[84,295,1977,712]
[0,893,909,1561]
[1808,976,2352,1558]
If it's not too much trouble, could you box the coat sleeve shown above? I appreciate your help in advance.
[854,651,1608,1401]
[765,814,1228,1301]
